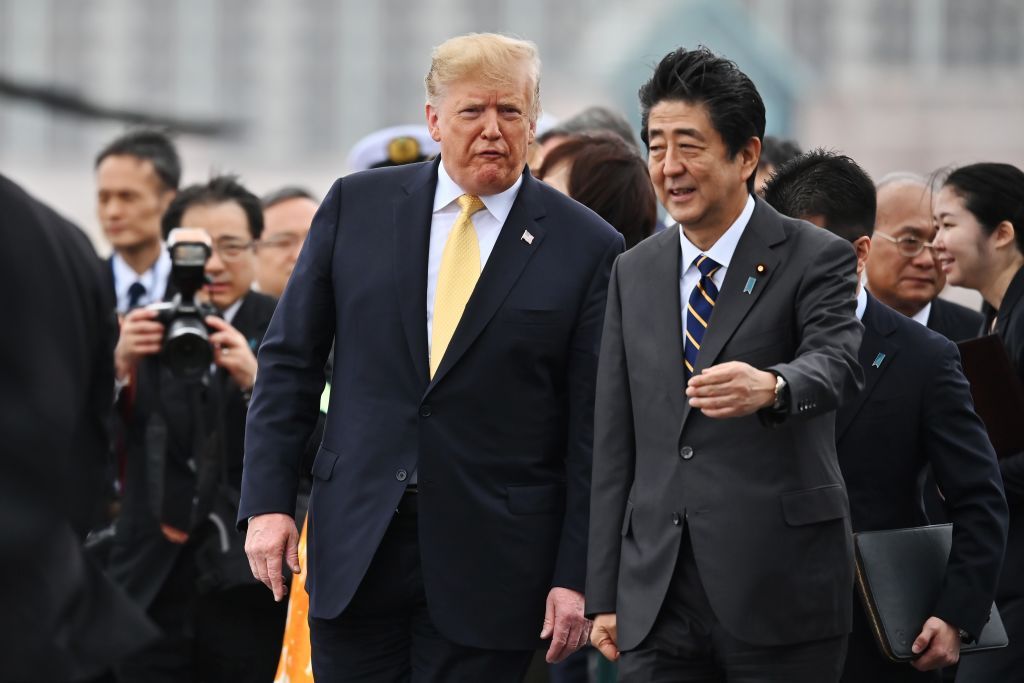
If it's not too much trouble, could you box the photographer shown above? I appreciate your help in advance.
[108,176,283,682]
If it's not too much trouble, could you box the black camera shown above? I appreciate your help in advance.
[148,229,219,381]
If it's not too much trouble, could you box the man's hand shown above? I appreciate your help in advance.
[114,307,164,380]
[206,315,258,391]
[590,613,619,662]
[244,513,300,602]
[910,616,961,671]
[685,361,776,418]
[539,587,591,663]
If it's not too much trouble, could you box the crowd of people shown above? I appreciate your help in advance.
[3,30,1024,683]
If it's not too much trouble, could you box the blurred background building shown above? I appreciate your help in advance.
[1,0,1022,259]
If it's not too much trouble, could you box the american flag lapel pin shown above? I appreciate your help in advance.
[521,229,534,245]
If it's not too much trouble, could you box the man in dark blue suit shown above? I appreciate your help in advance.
[764,150,1009,682]
[240,33,623,681]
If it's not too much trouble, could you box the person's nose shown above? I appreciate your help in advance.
[661,146,685,178]
[206,251,225,276]
[480,108,501,140]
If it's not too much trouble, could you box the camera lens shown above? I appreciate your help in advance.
[163,316,213,381]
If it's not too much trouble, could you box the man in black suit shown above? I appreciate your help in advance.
[0,173,158,681]
[241,33,621,681]
[586,48,864,681]
[108,176,284,682]
[867,172,983,342]
[763,150,1009,682]
[95,129,181,313]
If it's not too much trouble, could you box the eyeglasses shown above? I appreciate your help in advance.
[874,231,936,258]
[257,233,304,252]
[212,238,254,262]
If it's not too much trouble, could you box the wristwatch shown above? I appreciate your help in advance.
[772,373,789,412]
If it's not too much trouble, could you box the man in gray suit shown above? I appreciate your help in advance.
[586,47,864,681]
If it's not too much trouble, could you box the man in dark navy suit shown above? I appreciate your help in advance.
[240,33,622,681]
[764,150,1009,682]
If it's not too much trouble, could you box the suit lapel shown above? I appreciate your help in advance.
[426,171,546,394]
[836,294,899,440]
[393,161,437,385]
[648,228,688,422]
[680,201,783,430]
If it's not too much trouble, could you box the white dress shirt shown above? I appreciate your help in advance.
[911,300,932,326]
[112,247,171,313]
[678,195,756,332]
[855,284,868,321]
[425,161,522,352]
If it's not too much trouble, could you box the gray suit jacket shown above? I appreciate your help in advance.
[586,198,864,649]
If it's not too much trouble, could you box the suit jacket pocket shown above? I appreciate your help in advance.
[507,482,565,515]
[310,446,341,481]
[781,484,847,526]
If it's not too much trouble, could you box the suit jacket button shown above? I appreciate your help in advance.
[419,404,432,417]
[679,446,694,460]
[672,512,681,526]
[396,469,408,482]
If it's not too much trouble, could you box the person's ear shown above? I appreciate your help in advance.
[738,136,762,185]
[426,102,442,143]
[991,220,1017,252]
[853,235,872,279]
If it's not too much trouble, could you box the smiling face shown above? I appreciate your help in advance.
[865,182,941,316]
[646,99,759,245]
[425,66,536,196]
[932,186,993,291]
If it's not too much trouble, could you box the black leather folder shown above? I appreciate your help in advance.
[957,334,1024,458]
[854,524,1007,662]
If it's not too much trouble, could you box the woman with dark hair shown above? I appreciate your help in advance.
[536,132,658,249]
[933,161,1024,681]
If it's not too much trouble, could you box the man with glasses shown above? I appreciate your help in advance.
[764,151,1008,682]
[109,176,284,682]
[867,173,983,342]
[256,186,319,298]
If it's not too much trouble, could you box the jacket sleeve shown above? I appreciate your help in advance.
[237,178,341,527]
[585,255,636,616]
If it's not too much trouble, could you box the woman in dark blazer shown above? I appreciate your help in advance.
[933,162,1024,681]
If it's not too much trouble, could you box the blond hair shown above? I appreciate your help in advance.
[425,33,541,120]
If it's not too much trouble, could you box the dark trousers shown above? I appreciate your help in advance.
[309,491,535,682]
[117,539,287,683]
[841,591,940,682]
[619,527,847,683]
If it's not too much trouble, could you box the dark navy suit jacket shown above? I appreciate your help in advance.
[838,295,1007,681]
[239,159,622,650]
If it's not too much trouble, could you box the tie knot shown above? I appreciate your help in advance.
[127,281,147,308]
[693,254,720,278]
[457,194,485,216]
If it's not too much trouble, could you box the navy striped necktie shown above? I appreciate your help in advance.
[684,255,721,379]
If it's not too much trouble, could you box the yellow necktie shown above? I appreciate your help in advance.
[430,194,485,377]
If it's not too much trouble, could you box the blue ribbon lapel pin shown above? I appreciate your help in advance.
[743,276,756,294]
[872,352,886,368]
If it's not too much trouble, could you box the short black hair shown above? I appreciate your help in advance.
[639,46,765,191]
[261,185,316,210]
[161,175,264,240]
[759,136,802,170]
[942,163,1024,254]
[762,149,876,243]
[537,105,638,150]
[94,129,181,191]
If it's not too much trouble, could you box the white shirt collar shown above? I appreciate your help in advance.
[911,300,932,326]
[678,194,755,273]
[221,296,244,325]
[112,246,172,312]
[856,285,868,321]
[433,159,523,226]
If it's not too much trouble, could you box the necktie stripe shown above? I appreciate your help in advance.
[683,254,721,380]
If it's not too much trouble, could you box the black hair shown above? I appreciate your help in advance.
[762,148,876,243]
[942,163,1024,254]
[536,132,657,249]
[161,175,264,240]
[94,128,181,191]
[537,105,638,150]
[639,46,765,191]
[261,185,316,209]
[759,136,802,169]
